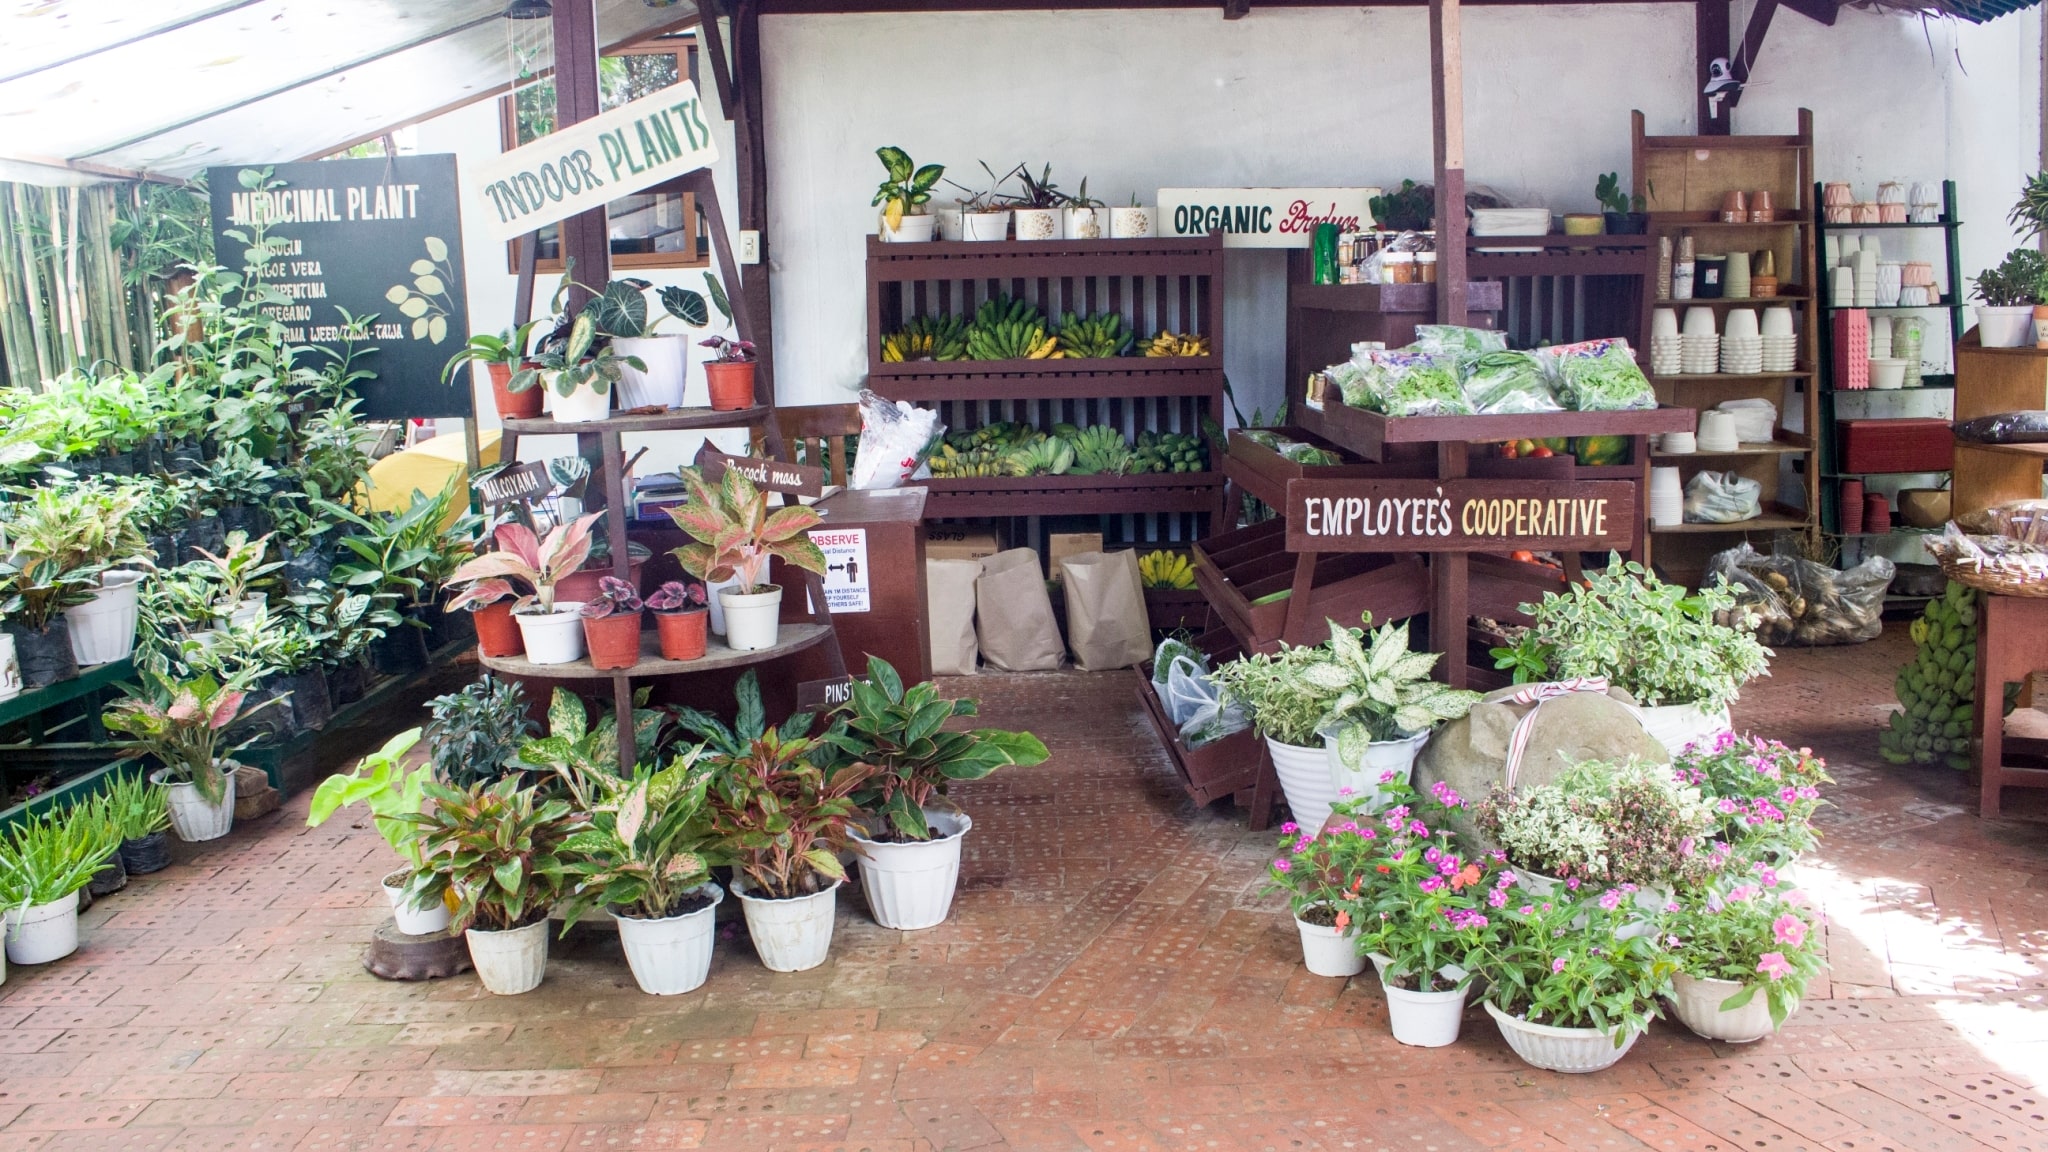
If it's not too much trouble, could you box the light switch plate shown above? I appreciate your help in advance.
[738,230,761,264]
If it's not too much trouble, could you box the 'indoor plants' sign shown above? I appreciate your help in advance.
[1285,479,1636,552]
[207,156,471,420]
[1157,188,1379,248]
[464,81,719,244]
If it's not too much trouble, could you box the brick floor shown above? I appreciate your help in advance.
[7,622,2048,1151]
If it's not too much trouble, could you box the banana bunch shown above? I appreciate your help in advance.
[1055,311,1135,359]
[1144,331,1212,358]
[944,421,1030,452]
[881,314,969,362]
[1058,424,1134,476]
[926,441,1010,477]
[1004,434,1074,477]
[1880,583,2010,769]
[1138,550,1196,590]
[1132,430,1207,474]
[966,296,1057,361]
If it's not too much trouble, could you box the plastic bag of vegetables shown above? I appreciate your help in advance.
[1411,324,1508,358]
[1337,350,1474,417]
[1539,338,1658,411]
[1706,543,1892,647]
[1462,350,1563,414]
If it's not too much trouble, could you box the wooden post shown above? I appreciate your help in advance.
[552,0,609,313]
[1695,0,1730,135]
[733,0,778,407]
[1428,0,1466,326]
[1430,439,1471,688]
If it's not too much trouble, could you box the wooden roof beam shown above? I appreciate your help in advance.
[1224,0,1251,18]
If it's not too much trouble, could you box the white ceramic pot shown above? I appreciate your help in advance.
[1324,727,1429,804]
[382,870,450,937]
[1631,701,1733,758]
[0,632,22,703]
[616,883,724,995]
[4,893,79,965]
[881,213,938,243]
[1385,981,1468,1048]
[1063,206,1107,240]
[465,920,549,995]
[1266,737,1337,834]
[611,335,688,411]
[1976,305,2037,349]
[66,570,144,665]
[154,766,236,842]
[1294,910,1366,978]
[850,810,970,931]
[962,211,1010,241]
[933,208,963,241]
[721,585,783,652]
[1013,207,1061,241]
[1669,972,1789,1042]
[733,876,840,972]
[213,595,265,630]
[1486,1000,1641,1073]
[513,603,587,665]
[1109,206,1157,239]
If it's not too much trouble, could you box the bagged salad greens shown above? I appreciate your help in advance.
[1539,338,1658,411]
[1411,324,1508,358]
[1335,350,1474,417]
[1461,350,1562,414]
[1236,428,1345,465]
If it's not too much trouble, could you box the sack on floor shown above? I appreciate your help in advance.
[926,558,980,676]
[1059,550,1152,671]
[975,549,1065,672]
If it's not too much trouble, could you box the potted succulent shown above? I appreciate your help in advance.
[579,575,644,671]
[699,336,758,412]
[0,802,119,965]
[103,770,172,875]
[399,775,582,994]
[646,580,709,660]
[1663,870,1821,1043]
[1264,813,1376,978]
[821,657,1049,929]
[441,322,542,420]
[580,277,714,411]
[1479,884,1672,1073]
[1211,641,1344,833]
[666,467,827,652]
[1301,617,1480,802]
[102,670,278,843]
[873,146,943,242]
[446,577,523,659]
[508,312,645,424]
[306,728,452,936]
[424,675,535,787]
[1010,163,1066,241]
[446,512,602,665]
[1596,172,1649,234]
[1969,248,2048,348]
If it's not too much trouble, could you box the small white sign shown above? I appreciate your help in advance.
[1157,187,1380,248]
[809,527,871,614]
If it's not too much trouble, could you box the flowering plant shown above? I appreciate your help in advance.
[1476,759,1719,889]
[1673,734,1830,865]
[1339,780,1499,992]
[1264,810,1384,928]
[1477,885,1672,1042]
[1661,866,1822,1027]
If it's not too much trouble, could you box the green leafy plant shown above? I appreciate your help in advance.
[508,312,644,399]
[1332,778,1498,991]
[102,670,276,804]
[1478,887,1672,1042]
[2008,171,2048,242]
[872,146,944,229]
[1263,807,1384,927]
[0,802,120,908]
[1971,248,2048,307]
[703,712,874,901]
[191,530,283,613]
[1010,163,1066,209]
[319,476,477,609]
[424,676,535,788]
[519,686,668,780]
[666,466,826,595]
[1661,871,1822,1027]
[555,746,727,923]
[306,728,446,910]
[446,512,601,615]
[1594,172,1644,215]
[1297,617,1481,758]
[1673,734,1830,866]
[442,322,540,388]
[1210,642,1339,747]
[579,277,711,339]
[1475,759,1720,889]
[398,775,583,932]
[1369,179,1434,232]
[100,770,171,841]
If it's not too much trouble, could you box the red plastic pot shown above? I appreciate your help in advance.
[490,362,544,420]
[705,361,756,411]
[582,610,644,670]
[473,600,523,658]
[654,608,709,661]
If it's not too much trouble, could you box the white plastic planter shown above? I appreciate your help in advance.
[213,595,265,630]
[4,892,79,965]
[881,213,937,243]
[1631,702,1732,758]
[466,920,549,994]
[1294,910,1366,978]
[721,586,783,652]
[550,376,612,423]
[1013,208,1061,241]
[1976,304,2037,349]
[616,883,725,995]
[1109,206,1158,238]
[1266,737,1337,834]
[0,632,19,703]
[1669,972,1789,1043]
[513,603,587,665]
[1385,981,1468,1047]
[733,876,839,972]
[65,570,144,665]
[1324,727,1429,804]
[612,336,688,410]
[1486,1001,1641,1073]
[1063,205,1107,240]
[962,211,1010,241]
[154,766,236,842]
[382,871,450,937]
[850,810,970,931]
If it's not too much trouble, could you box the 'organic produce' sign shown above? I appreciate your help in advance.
[1158,188,1379,248]
[1285,479,1636,552]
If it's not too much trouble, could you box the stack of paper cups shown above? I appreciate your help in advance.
[1650,466,1685,528]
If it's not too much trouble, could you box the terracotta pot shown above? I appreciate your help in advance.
[705,361,756,411]
[583,610,644,671]
[555,556,645,604]
[473,601,523,658]
[655,608,708,661]
[490,363,544,420]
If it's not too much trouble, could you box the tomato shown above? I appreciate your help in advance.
[1530,445,1554,458]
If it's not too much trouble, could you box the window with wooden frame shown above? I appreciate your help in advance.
[500,32,708,273]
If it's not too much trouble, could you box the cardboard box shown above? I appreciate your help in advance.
[1048,532,1105,578]
[925,525,1000,563]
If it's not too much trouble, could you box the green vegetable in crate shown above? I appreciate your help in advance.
[1570,435,1631,467]
[965,295,1057,360]
[1060,425,1135,476]
[1132,430,1207,474]
[1878,582,2016,769]
[1054,311,1136,359]
[1003,436,1075,477]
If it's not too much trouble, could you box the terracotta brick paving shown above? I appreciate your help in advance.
[8,622,2048,1150]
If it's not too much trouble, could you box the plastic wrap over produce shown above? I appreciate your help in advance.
[1707,543,1892,646]
[1536,338,1658,411]
[851,389,943,490]
[1953,410,2048,444]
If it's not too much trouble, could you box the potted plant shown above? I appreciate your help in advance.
[103,769,172,875]
[579,277,715,411]
[1969,248,2048,348]
[102,671,277,843]
[306,728,452,936]
[873,146,943,242]
[1063,178,1107,240]
[1497,557,1772,755]
[424,675,534,787]
[446,577,523,659]
[1595,172,1648,234]
[646,580,709,660]
[0,802,119,965]
[948,162,1016,241]
[446,512,602,665]
[1475,758,1720,895]
[1369,180,1435,232]
[1010,163,1066,241]
[191,531,281,629]
[1211,642,1343,833]
[820,656,1049,929]
[1479,885,1671,1073]
[579,575,644,671]
[699,336,758,412]
[1299,617,1480,802]
[1663,872,1821,1043]
[666,467,827,652]
[0,553,98,688]
[508,313,645,424]
[441,322,542,420]
[1264,815,1376,978]
[554,748,728,995]
[1675,735,1830,867]
[23,482,150,666]
[398,775,582,994]
[1110,193,1157,239]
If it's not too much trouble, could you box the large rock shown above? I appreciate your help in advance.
[1414,684,1667,851]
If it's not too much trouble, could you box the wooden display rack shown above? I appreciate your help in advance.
[1952,339,2048,520]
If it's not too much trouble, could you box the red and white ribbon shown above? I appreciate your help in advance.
[1502,677,1611,791]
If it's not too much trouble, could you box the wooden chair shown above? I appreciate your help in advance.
[753,404,860,483]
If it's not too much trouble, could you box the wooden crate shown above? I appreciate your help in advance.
[1192,518,1428,652]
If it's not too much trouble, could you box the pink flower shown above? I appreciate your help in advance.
[1552,957,1568,973]
[1717,798,1739,814]
[1338,787,1354,797]
[1280,822,1300,835]
[1727,885,1759,903]
[1498,872,1518,889]
[1419,877,1444,893]
[1757,952,1793,980]
[1755,866,1779,888]
[1519,905,1534,916]
[1361,829,1376,840]
[1272,859,1291,873]
[1379,769,1399,783]
[1598,890,1623,911]
[1488,888,1508,908]
[1773,914,1807,947]
[1565,877,1581,891]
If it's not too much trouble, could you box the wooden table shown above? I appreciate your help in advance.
[1974,593,2048,817]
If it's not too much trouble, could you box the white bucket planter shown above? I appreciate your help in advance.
[549,376,612,423]
[1975,305,2037,349]
[850,810,970,931]
[1110,206,1158,238]
[4,893,79,965]
[1267,737,1337,834]
[1486,1001,1641,1073]
[1669,972,1789,1043]
[1324,727,1429,804]
[382,870,451,937]
[66,570,144,665]
[1294,910,1366,978]
[513,603,587,665]
[1013,208,1061,241]
[465,920,549,994]
[881,213,938,243]
[1063,206,1107,240]
[1631,701,1732,758]
[612,336,688,411]
[616,883,724,995]
[154,766,236,842]
[1385,981,1468,1047]
[733,876,840,972]
[0,632,19,703]
[721,586,783,652]
[962,211,1010,241]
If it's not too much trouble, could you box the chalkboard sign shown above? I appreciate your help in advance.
[207,156,472,420]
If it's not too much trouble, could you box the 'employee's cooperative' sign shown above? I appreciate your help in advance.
[1285,479,1636,553]
[1158,188,1379,248]
[464,81,719,243]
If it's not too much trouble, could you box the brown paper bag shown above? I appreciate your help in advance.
[925,558,980,676]
[1059,550,1153,671]
[975,549,1064,672]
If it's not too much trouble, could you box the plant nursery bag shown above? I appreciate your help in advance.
[975,549,1065,672]
[1059,550,1153,671]
[925,558,981,676]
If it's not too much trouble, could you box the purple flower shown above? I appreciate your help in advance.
[1280,822,1300,835]
[1487,888,1508,908]
[1272,859,1291,873]
[1754,865,1778,888]
[1497,872,1517,889]
[1565,878,1581,891]
[1551,957,1568,973]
